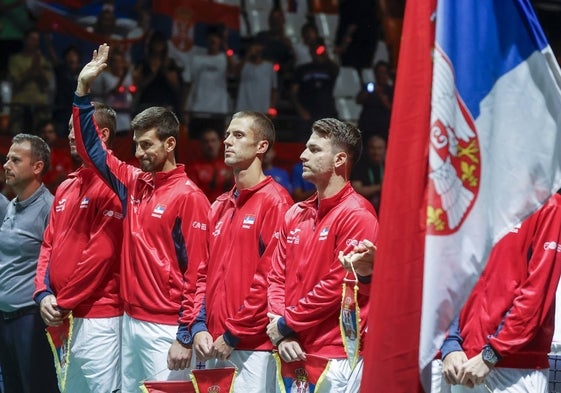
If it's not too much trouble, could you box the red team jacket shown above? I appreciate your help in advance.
[452,193,561,369]
[186,177,293,350]
[268,183,378,358]
[73,94,210,327]
[34,166,123,318]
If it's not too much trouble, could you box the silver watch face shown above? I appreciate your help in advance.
[483,346,498,365]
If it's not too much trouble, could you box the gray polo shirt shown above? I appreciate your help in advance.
[0,184,53,312]
[0,193,8,222]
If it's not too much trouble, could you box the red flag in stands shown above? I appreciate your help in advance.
[362,0,561,392]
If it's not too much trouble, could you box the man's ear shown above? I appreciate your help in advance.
[100,127,111,144]
[257,140,269,155]
[165,136,177,152]
[334,151,348,169]
[32,160,45,176]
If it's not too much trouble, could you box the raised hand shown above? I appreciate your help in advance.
[76,43,110,96]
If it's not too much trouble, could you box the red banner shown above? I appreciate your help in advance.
[141,380,196,393]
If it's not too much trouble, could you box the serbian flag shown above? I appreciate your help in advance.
[190,367,236,393]
[152,0,240,52]
[46,313,74,392]
[362,0,561,392]
[140,380,196,393]
[273,353,330,393]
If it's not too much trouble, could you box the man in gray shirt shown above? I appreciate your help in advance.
[0,134,58,393]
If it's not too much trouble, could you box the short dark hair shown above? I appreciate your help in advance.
[232,111,275,152]
[311,118,362,166]
[92,101,117,147]
[131,106,180,141]
[12,133,51,175]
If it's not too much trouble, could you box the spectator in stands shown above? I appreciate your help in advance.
[91,48,133,134]
[294,22,323,67]
[351,134,386,213]
[185,29,235,120]
[356,60,394,141]
[7,28,54,134]
[334,0,381,69]
[263,147,292,194]
[186,128,232,203]
[235,39,277,114]
[290,161,315,202]
[51,45,83,137]
[38,119,74,194]
[0,0,32,76]
[255,7,295,102]
[290,42,339,141]
[132,30,183,118]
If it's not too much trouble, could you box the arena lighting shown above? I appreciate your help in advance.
[226,49,234,57]
[118,85,125,93]
[267,107,278,117]
[128,85,137,94]
[315,45,326,55]
[273,63,280,72]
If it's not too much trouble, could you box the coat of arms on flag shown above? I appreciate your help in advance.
[273,353,330,393]
[190,367,236,393]
[46,313,74,392]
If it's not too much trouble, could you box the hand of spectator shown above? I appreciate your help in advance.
[266,312,284,345]
[39,294,64,327]
[167,340,192,370]
[457,352,491,388]
[278,338,306,362]
[338,239,376,277]
[213,335,234,360]
[77,43,109,96]
[193,331,215,361]
[441,350,467,385]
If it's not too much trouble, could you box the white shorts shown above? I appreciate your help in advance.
[121,313,196,392]
[316,357,363,393]
[451,367,548,393]
[65,316,122,393]
[207,350,278,393]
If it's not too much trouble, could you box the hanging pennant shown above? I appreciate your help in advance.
[340,272,361,369]
[140,380,196,393]
[273,352,330,393]
[46,313,74,392]
[191,366,236,393]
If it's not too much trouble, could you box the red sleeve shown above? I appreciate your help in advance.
[73,95,135,211]
[34,201,57,300]
[267,219,289,316]
[489,202,561,356]
[284,212,378,333]
[178,192,211,327]
[55,191,123,310]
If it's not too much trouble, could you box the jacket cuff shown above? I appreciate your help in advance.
[278,316,295,337]
[176,324,192,347]
[357,274,371,284]
[440,339,463,360]
[223,330,240,348]
[190,321,208,338]
[34,291,53,306]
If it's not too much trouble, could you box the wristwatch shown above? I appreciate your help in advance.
[481,344,500,366]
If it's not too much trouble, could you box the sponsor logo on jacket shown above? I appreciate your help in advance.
[212,221,223,237]
[319,227,329,241]
[287,228,300,244]
[544,241,561,252]
[55,198,67,212]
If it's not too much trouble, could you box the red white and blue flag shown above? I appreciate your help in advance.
[362,1,561,392]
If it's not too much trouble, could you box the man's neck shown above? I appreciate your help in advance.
[233,159,266,190]
[15,180,42,202]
